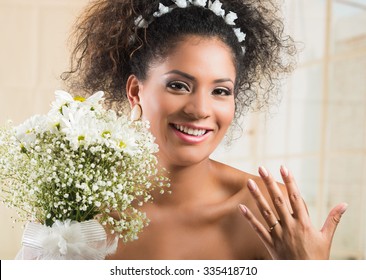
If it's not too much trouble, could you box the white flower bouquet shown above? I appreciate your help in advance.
[0,91,169,259]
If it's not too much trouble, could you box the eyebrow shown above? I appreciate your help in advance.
[164,70,234,85]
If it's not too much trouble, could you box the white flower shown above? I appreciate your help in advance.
[153,3,170,17]
[44,114,63,134]
[225,11,237,25]
[234,28,246,42]
[173,0,189,8]
[54,90,74,105]
[61,107,100,149]
[192,0,207,7]
[15,115,48,146]
[49,90,74,117]
[209,0,225,17]
[111,119,140,155]
[80,91,104,111]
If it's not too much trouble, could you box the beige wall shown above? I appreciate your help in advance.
[1,0,366,259]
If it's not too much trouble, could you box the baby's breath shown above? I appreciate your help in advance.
[0,91,169,243]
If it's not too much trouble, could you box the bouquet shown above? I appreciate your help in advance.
[0,90,169,259]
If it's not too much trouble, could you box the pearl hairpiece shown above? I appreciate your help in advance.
[134,0,246,53]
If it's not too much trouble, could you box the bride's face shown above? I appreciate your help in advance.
[128,35,236,168]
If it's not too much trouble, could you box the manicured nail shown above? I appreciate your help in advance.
[280,165,289,177]
[239,204,247,215]
[259,166,269,178]
[247,179,257,192]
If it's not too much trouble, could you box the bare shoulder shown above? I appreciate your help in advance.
[209,159,287,200]
[209,159,251,192]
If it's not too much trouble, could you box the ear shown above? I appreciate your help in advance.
[126,75,142,108]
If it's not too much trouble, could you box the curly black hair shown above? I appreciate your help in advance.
[61,0,296,119]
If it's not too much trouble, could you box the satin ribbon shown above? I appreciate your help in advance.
[16,219,118,260]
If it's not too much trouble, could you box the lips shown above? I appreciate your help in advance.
[170,123,213,144]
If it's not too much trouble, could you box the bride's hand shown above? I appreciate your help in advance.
[239,166,347,260]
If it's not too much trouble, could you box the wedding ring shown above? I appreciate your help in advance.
[268,220,279,233]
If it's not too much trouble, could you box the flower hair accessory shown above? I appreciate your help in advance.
[135,0,246,52]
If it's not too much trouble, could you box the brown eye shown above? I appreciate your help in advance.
[213,88,232,96]
[167,81,190,92]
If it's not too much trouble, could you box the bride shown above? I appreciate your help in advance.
[62,0,347,259]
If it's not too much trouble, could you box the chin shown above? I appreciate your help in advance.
[161,148,212,168]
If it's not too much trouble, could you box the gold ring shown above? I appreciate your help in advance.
[268,220,279,233]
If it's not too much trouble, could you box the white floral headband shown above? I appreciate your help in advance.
[134,0,246,53]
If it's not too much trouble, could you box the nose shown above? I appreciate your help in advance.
[182,89,211,120]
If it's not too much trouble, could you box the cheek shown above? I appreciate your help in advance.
[215,100,235,128]
[139,87,162,119]
[139,91,174,126]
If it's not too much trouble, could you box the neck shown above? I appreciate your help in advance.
[154,158,222,207]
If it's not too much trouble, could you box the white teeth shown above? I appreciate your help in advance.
[174,124,206,136]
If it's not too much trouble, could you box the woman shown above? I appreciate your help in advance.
[62,0,347,259]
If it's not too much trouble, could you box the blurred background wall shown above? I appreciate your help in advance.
[1,0,365,259]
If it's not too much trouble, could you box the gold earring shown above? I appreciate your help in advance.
[130,104,142,121]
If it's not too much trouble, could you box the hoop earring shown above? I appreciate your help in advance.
[130,104,142,121]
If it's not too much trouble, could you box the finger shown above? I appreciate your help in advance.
[247,179,280,229]
[321,203,348,240]
[279,165,309,222]
[258,166,291,225]
[239,204,273,246]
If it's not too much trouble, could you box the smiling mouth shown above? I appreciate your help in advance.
[172,124,209,137]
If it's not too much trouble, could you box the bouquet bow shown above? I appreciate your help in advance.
[16,220,118,260]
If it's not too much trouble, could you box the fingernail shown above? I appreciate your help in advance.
[340,203,348,214]
[239,204,247,215]
[259,166,269,178]
[247,179,257,192]
[280,165,289,177]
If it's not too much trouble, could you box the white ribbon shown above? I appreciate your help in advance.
[16,219,118,260]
